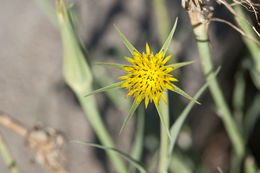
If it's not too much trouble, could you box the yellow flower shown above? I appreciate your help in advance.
[85,19,199,134]
[119,43,178,108]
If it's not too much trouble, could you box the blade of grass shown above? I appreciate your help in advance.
[93,66,130,112]
[71,141,147,173]
[170,84,200,104]
[114,25,139,55]
[120,99,140,134]
[167,61,195,70]
[0,132,20,173]
[233,6,260,75]
[129,104,145,173]
[244,94,260,139]
[156,93,170,173]
[84,81,124,97]
[244,156,257,173]
[159,18,178,57]
[233,67,246,128]
[218,167,224,173]
[164,67,220,172]
[95,62,125,70]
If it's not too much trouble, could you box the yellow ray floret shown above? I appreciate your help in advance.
[119,43,178,108]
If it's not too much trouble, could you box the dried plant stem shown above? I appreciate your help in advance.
[0,113,27,137]
[0,132,20,173]
[192,22,245,157]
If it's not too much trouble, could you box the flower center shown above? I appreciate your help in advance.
[119,44,177,107]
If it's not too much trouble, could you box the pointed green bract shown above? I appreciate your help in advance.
[95,62,125,70]
[114,25,139,55]
[119,100,140,134]
[71,141,147,173]
[85,81,124,97]
[159,18,178,57]
[170,84,200,104]
[165,81,209,171]
[164,67,220,172]
[155,105,171,139]
[166,60,195,70]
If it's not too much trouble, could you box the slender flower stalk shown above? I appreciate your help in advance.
[158,94,169,173]
[185,4,245,158]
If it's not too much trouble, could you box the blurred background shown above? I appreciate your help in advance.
[0,0,259,173]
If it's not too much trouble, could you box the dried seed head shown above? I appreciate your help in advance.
[182,0,214,25]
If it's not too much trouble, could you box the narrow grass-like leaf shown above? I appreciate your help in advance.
[85,81,124,97]
[244,94,260,139]
[165,82,208,171]
[129,105,145,172]
[95,62,125,70]
[217,167,224,173]
[244,156,257,173]
[120,99,140,134]
[164,68,220,172]
[130,104,145,159]
[159,18,178,57]
[166,61,195,70]
[155,105,171,139]
[114,25,139,55]
[170,84,200,104]
[0,131,20,173]
[71,141,147,173]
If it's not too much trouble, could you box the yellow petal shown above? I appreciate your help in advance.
[146,43,150,55]
[162,55,171,64]
[145,96,149,108]
[161,94,167,104]
[125,57,135,64]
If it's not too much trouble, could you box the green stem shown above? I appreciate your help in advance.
[233,6,260,74]
[130,104,145,173]
[158,94,169,173]
[77,92,128,173]
[0,132,20,173]
[193,24,245,158]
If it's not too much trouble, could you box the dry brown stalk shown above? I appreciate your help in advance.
[0,112,68,173]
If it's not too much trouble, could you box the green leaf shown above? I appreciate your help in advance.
[244,93,260,139]
[114,25,139,55]
[165,81,208,171]
[95,62,125,70]
[166,60,195,70]
[217,167,224,173]
[164,67,220,172]
[120,99,140,134]
[84,81,124,97]
[71,141,147,173]
[129,104,145,172]
[159,18,178,57]
[155,105,171,139]
[170,84,200,104]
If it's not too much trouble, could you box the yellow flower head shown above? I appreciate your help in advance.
[119,44,178,108]
[85,19,199,134]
